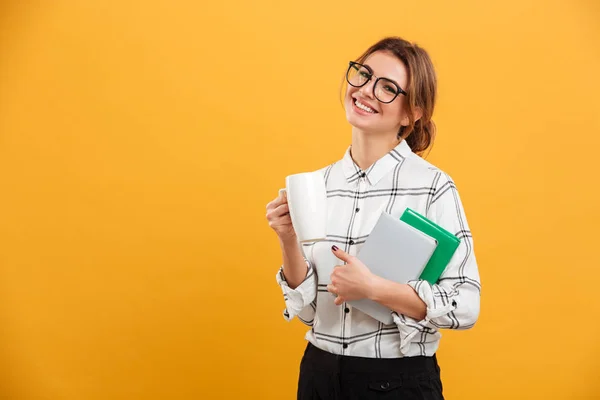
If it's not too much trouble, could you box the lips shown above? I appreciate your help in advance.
[353,97,378,114]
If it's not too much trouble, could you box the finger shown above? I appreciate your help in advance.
[276,214,292,225]
[277,189,288,204]
[330,267,343,281]
[266,193,287,210]
[327,284,337,294]
[268,219,293,230]
[334,296,344,306]
[268,213,293,228]
[331,245,353,263]
[266,203,290,220]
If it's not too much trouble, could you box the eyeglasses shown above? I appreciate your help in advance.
[345,61,407,104]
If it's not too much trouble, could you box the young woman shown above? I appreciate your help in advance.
[265,36,481,400]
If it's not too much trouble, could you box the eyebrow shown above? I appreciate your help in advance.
[363,63,402,89]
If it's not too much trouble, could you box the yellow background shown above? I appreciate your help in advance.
[1,1,599,399]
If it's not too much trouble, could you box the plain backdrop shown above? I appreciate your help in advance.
[0,1,599,399]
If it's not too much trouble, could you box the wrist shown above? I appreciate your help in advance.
[278,234,298,249]
[366,276,411,302]
[366,273,384,301]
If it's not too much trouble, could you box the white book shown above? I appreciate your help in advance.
[348,212,438,325]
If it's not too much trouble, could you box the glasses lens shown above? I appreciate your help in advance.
[347,63,370,87]
[374,78,400,103]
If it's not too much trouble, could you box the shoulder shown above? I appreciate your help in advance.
[314,162,337,175]
[312,160,342,181]
[400,153,443,184]
[402,153,459,193]
[408,157,469,217]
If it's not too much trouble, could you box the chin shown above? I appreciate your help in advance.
[345,113,376,132]
[344,106,368,130]
[346,115,368,130]
[345,98,381,132]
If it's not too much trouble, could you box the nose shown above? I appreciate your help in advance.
[358,78,376,100]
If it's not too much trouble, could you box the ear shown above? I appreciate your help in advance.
[400,107,423,127]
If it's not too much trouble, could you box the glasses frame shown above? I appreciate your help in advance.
[346,61,407,104]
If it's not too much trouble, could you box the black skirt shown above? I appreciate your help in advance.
[297,342,444,400]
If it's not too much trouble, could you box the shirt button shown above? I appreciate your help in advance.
[355,207,360,213]
[360,172,366,178]
[349,240,355,245]
[344,307,350,313]
[343,343,348,349]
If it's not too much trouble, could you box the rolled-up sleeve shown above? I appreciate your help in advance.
[276,259,317,324]
[393,172,481,352]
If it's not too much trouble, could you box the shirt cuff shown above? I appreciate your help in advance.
[391,312,440,355]
[407,279,458,321]
[392,279,457,355]
[275,261,315,321]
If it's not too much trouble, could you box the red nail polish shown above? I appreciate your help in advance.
[332,245,339,251]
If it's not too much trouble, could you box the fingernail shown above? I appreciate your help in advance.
[332,245,339,251]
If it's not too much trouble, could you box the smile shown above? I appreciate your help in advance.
[353,98,377,114]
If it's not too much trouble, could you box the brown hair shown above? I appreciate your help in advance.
[351,37,437,156]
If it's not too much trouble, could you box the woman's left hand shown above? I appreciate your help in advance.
[327,245,377,306]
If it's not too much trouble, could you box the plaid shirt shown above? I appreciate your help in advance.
[276,140,481,358]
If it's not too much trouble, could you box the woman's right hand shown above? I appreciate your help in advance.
[266,191,297,242]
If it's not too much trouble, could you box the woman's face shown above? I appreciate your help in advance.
[344,51,409,136]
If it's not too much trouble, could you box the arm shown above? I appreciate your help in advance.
[326,247,427,321]
[275,238,317,322]
[279,236,309,289]
[267,191,317,322]
[326,248,428,321]
[371,173,480,329]
[327,173,480,332]
[368,279,427,321]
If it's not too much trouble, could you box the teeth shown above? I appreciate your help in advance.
[355,100,375,113]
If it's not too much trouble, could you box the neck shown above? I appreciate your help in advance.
[350,128,402,170]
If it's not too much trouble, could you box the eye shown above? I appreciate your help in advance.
[383,84,398,95]
[355,65,371,78]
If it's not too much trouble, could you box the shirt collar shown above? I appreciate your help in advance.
[342,140,413,186]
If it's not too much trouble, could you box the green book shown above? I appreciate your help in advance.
[400,208,461,284]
